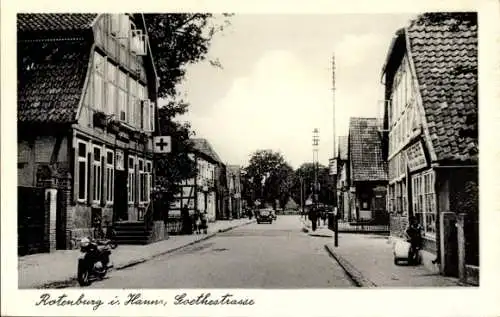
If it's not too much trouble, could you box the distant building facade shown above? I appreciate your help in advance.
[170,138,223,223]
[226,165,242,219]
[347,118,388,222]
[335,136,349,220]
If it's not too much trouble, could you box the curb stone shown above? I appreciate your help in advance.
[324,244,377,288]
[36,220,255,289]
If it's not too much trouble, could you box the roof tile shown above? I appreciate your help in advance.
[188,138,223,164]
[18,39,91,123]
[348,117,387,182]
[17,14,97,33]
[407,13,477,163]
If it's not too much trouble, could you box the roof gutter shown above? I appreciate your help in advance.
[431,165,478,169]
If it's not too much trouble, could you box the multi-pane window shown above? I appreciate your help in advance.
[138,158,145,203]
[412,171,436,238]
[93,52,105,111]
[396,182,402,213]
[137,84,146,129]
[128,78,137,127]
[105,61,117,115]
[402,178,407,215]
[76,140,88,202]
[118,70,128,122]
[388,185,395,213]
[92,145,102,204]
[116,150,124,171]
[106,149,114,204]
[128,156,135,204]
[146,161,152,203]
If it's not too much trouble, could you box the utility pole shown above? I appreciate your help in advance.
[332,54,339,247]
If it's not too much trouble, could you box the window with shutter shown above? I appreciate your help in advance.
[110,14,120,36]
[128,78,137,126]
[149,102,155,132]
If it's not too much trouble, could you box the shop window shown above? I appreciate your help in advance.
[412,171,436,238]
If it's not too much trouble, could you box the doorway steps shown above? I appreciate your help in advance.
[113,221,152,245]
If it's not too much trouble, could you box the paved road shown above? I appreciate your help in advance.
[79,215,354,288]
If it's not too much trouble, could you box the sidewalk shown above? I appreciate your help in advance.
[324,233,465,287]
[300,217,333,238]
[18,218,255,288]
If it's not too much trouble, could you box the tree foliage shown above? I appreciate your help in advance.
[144,13,233,211]
[144,13,232,100]
[242,150,295,209]
[291,163,334,207]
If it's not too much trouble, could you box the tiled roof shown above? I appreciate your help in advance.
[17,14,97,33]
[338,136,348,161]
[188,138,223,164]
[407,13,478,163]
[349,117,388,182]
[17,39,92,123]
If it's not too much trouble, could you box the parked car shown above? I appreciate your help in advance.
[270,209,277,220]
[256,208,273,224]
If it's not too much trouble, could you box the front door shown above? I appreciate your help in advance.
[114,170,128,221]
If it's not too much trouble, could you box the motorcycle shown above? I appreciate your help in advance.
[77,237,113,286]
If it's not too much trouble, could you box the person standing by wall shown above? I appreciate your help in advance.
[181,205,192,235]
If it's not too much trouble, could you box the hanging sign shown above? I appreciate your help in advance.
[406,140,427,172]
[329,158,337,175]
[153,136,171,154]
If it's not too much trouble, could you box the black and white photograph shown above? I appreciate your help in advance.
[2,2,499,316]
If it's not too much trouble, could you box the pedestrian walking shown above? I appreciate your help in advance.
[321,210,327,226]
[193,211,201,234]
[200,211,208,234]
[309,206,318,231]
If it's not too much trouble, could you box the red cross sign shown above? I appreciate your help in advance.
[153,136,171,153]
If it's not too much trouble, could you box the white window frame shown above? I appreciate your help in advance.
[105,61,117,115]
[92,145,103,204]
[412,171,437,239]
[130,29,147,56]
[128,77,137,127]
[128,155,136,204]
[146,160,152,203]
[117,70,128,122]
[105,149,114,204]
[402,178,408,216]
[138,158,146,203]
[93,52,106,112]
[75,140,89,203]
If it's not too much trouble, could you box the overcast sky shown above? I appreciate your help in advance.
[177,14,416,169]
